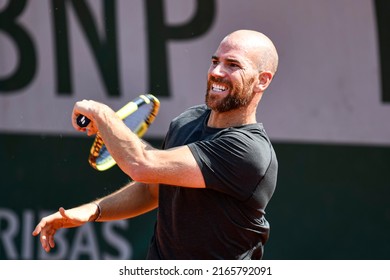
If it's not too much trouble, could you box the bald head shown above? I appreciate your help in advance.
[221,30,279,74]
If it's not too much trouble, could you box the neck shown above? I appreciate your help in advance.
[207,107,257,128]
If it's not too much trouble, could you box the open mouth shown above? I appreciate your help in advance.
[211,83,228,93]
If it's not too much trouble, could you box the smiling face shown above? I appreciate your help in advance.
[205,30,278,113]
[205,44,258,112]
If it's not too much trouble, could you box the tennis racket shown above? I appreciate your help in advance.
[76,94,160,171]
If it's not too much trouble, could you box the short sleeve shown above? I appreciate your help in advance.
[188,129,272,201]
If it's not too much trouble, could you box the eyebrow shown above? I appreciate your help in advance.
[211,55,241,65]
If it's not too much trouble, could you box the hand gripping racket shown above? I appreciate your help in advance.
[76,94,160,171]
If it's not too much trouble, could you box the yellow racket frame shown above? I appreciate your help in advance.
[88,94,160,171]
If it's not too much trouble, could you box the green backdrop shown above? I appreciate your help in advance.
[1,133,389,259]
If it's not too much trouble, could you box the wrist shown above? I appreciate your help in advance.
[90,202,102,222]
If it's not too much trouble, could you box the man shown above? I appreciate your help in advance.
[33,29,279,259]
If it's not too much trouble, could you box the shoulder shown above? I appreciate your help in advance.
[171,104,209,123]
[191,123,273,161]
[168,104,209,131]
[219,124,271,146]
[163,105,209,148]
[195,124,275,167]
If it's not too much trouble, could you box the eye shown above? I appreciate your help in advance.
[229,62,240,68]
[226,59,242,69]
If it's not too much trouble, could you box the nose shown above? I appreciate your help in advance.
[209,63,225,78]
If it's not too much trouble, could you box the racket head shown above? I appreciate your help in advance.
[88,94,160,171]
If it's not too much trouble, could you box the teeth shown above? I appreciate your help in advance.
[212,84,228,92]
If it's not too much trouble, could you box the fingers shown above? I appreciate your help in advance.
[58,206,76,222]
[32,223,42,237]
[71,112,98,136]
[72,100,110,135]
[33,221,56,253]
[48,233,56,251]
[71,100,92,132]
[32,205,92,253]
[31,210,63,253]
[40,231,54,252]
[59,207,67,217]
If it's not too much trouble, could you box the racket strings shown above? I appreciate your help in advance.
[88,94,160,171]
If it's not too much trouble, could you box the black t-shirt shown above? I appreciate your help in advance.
[146,105,278,259]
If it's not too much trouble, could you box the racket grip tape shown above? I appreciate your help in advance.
[76,115,91,127]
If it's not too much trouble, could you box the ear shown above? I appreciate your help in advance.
[255,71,273,92]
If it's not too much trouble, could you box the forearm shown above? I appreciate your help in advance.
[93,106,152,179]
[92,108,205,187]
[92,180,159,222]
[72,100,205,188]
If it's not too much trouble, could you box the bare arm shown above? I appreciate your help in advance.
[32,181,159,252]
[71,100,206,189]
[94,181,159,221]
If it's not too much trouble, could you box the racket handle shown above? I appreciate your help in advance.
[76,115,91,127]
